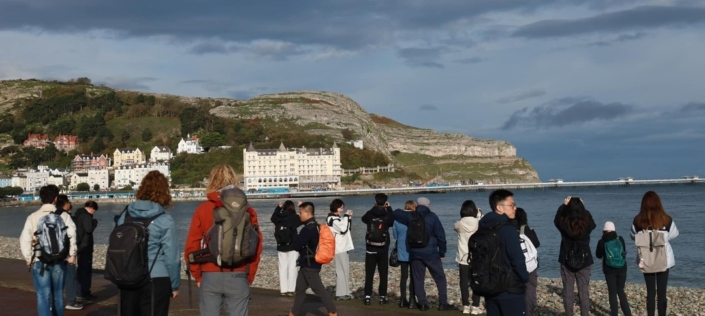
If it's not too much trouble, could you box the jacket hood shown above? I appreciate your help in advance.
[368,205,390,217]
[73,207,90,218]
[601,231,618,241]
[416,205,431,215]
[207,191,222,205]
[127,200,165,218]
[479,211,510,228]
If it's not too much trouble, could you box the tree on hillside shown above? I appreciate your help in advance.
[142,128,153,142]
[121,130,131,143]
[91,138,105,153]
[76,183,90,192]
[200,132,226,149]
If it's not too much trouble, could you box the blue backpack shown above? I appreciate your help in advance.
[604,237,626,268]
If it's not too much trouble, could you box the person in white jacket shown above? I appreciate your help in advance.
[454,200,483,315]
[19,185,77,316]
[327,199,354,300]
[630,191,679,316]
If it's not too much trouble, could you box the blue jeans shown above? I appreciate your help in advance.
[32,261,66,316]
[65,263,78,305]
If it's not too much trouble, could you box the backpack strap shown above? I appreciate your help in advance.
[519,225,526,235]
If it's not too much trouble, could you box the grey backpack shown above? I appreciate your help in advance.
[635,228,668,273]
[34,212,70,264]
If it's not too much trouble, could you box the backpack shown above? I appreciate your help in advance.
[366,215,389,247]
[634,228,668,273]
[305,223,335,264]
[604,237,626,268]
[187,186,260,268]
[519,225,538,273]
[34,212,70,264]
[104,209,164,289]
[407,212,429,248]
[468,223,511,297]
[274,225,294,246]
[564,240,589,271]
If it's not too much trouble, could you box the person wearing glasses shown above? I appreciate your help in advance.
[478,189,529,316]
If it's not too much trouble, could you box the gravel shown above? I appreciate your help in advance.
[2,236,703,315]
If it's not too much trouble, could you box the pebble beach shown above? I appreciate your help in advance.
[2,236,704,315]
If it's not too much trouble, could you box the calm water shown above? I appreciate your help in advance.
[1,184,702,287]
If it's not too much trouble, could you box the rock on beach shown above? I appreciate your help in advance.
[2,236,704,315]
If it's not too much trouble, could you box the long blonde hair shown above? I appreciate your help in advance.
[206,164,238,194]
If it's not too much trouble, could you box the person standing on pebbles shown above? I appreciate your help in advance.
[508,207,540,316]
[271,200,303,296]
[361,193,395,305]
[555,196,596,316]
[392,200,417,309]
[455,200,483,315]
[596,221,632,316]
[326,199,355,301]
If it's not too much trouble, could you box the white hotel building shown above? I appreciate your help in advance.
[114,163,171,189]
[243,142,342,191]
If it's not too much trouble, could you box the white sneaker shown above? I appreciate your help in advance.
[65,304,84,311]
[462,305,471,314]
[471,306,483,315]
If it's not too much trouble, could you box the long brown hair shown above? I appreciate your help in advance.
[135,170,172,207]
[206,164,238,194]
[404,200,417,211]
[634,191,671,230]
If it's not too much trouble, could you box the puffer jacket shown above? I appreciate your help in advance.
[117,200,181,290]
[455,215,480,265]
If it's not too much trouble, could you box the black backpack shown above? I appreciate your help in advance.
[407,212,429,248]
[105,210,164,289]
[564,240,588,271]
[468,223,511,297]
[366,215,389,247]
[33,212,70,265]
[274,225,295,246]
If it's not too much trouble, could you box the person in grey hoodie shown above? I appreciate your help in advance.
[115,171,180,316]
[454,200,482,315]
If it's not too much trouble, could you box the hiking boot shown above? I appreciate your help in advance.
[470,306,483,315]
[408,299,417,309]
[462,305,471,314]
[379,296,389,305]
[437,303,456,311]
[398,299,410,308]
[65,304,84,311]
[363,296,371,305]
[418,304,430,311]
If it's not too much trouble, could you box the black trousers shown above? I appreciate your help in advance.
[605,272,632,316]
[120,277,172,316]
[364,251,389,297]
[399,261,415,303]
[291,268,336,315]
[644,269,669,316]
[77,251,93,296]
[458,264,481,307]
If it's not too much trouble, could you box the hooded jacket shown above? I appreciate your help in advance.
[184,191,264,285]
[327,212,354,254]
[361,205,395,252]
[393,205,447,260]
[554,204,596,269]
[270,206,302,252]
[392,209,412,262]
[117,200,181,290]
[479,212,529,294]
[72,207,97,254]
[455,215,480,265]
[596,231,627,275]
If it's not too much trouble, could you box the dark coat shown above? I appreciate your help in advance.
[361,205,395,252]
[72,207,97,254]
[595,232,627,275]
[393,205,447,259]
[291,218,321,269]
[554,205,596,269]
[270,206,302,252]
[480,212,529,294]
[508,219,540,248]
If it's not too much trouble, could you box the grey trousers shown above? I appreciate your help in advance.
[200,271,250,316]
[561,264,591,316]
[291,268,336,315]
[525,270,538,316]
[335,252,351,297]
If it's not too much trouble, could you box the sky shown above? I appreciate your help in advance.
[2,0,705,181]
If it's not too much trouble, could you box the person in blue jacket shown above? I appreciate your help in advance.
[480,189,529,316]
[394,197,455,312]
[115,171,181,316]
[392,200,416,308]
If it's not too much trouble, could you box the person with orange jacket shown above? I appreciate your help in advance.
[184,165,264,316]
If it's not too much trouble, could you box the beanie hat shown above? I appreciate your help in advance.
[603,221,616,232]
[417,197,431,206]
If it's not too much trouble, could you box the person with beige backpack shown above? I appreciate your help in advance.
[630,191,679,316]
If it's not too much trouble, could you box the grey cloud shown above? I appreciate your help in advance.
[228,87,269,100]
[587,32,647,46]
[681,102,705,113]
[455,57,484,64]
[180,79,213,85]
[419,104,438,111]
[95,76,157,91]
[398,47,445,68]
[497,89,547,104]
[189,41,230,55]
[514,6,705,38]
[502,99,633,130]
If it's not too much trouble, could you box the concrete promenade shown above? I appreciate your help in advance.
[0,258,449,316]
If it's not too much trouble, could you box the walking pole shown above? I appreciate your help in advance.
[186,268,193,309]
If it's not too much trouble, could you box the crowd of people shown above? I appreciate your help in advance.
[18,166,678,316]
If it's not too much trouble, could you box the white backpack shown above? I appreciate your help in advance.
[519,225,538,273]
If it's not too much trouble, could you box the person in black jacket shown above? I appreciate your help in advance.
[360,193,395,305]
[480,190,529,316]
[286,202,337,316]
[270,200,303,296]
[596,221,632,316]
[555,197,596,316]
[57,195,83,310]
[509,208,540,316]
[73,200,98,300]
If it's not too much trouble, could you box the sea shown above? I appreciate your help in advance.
[1,184,702,288]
